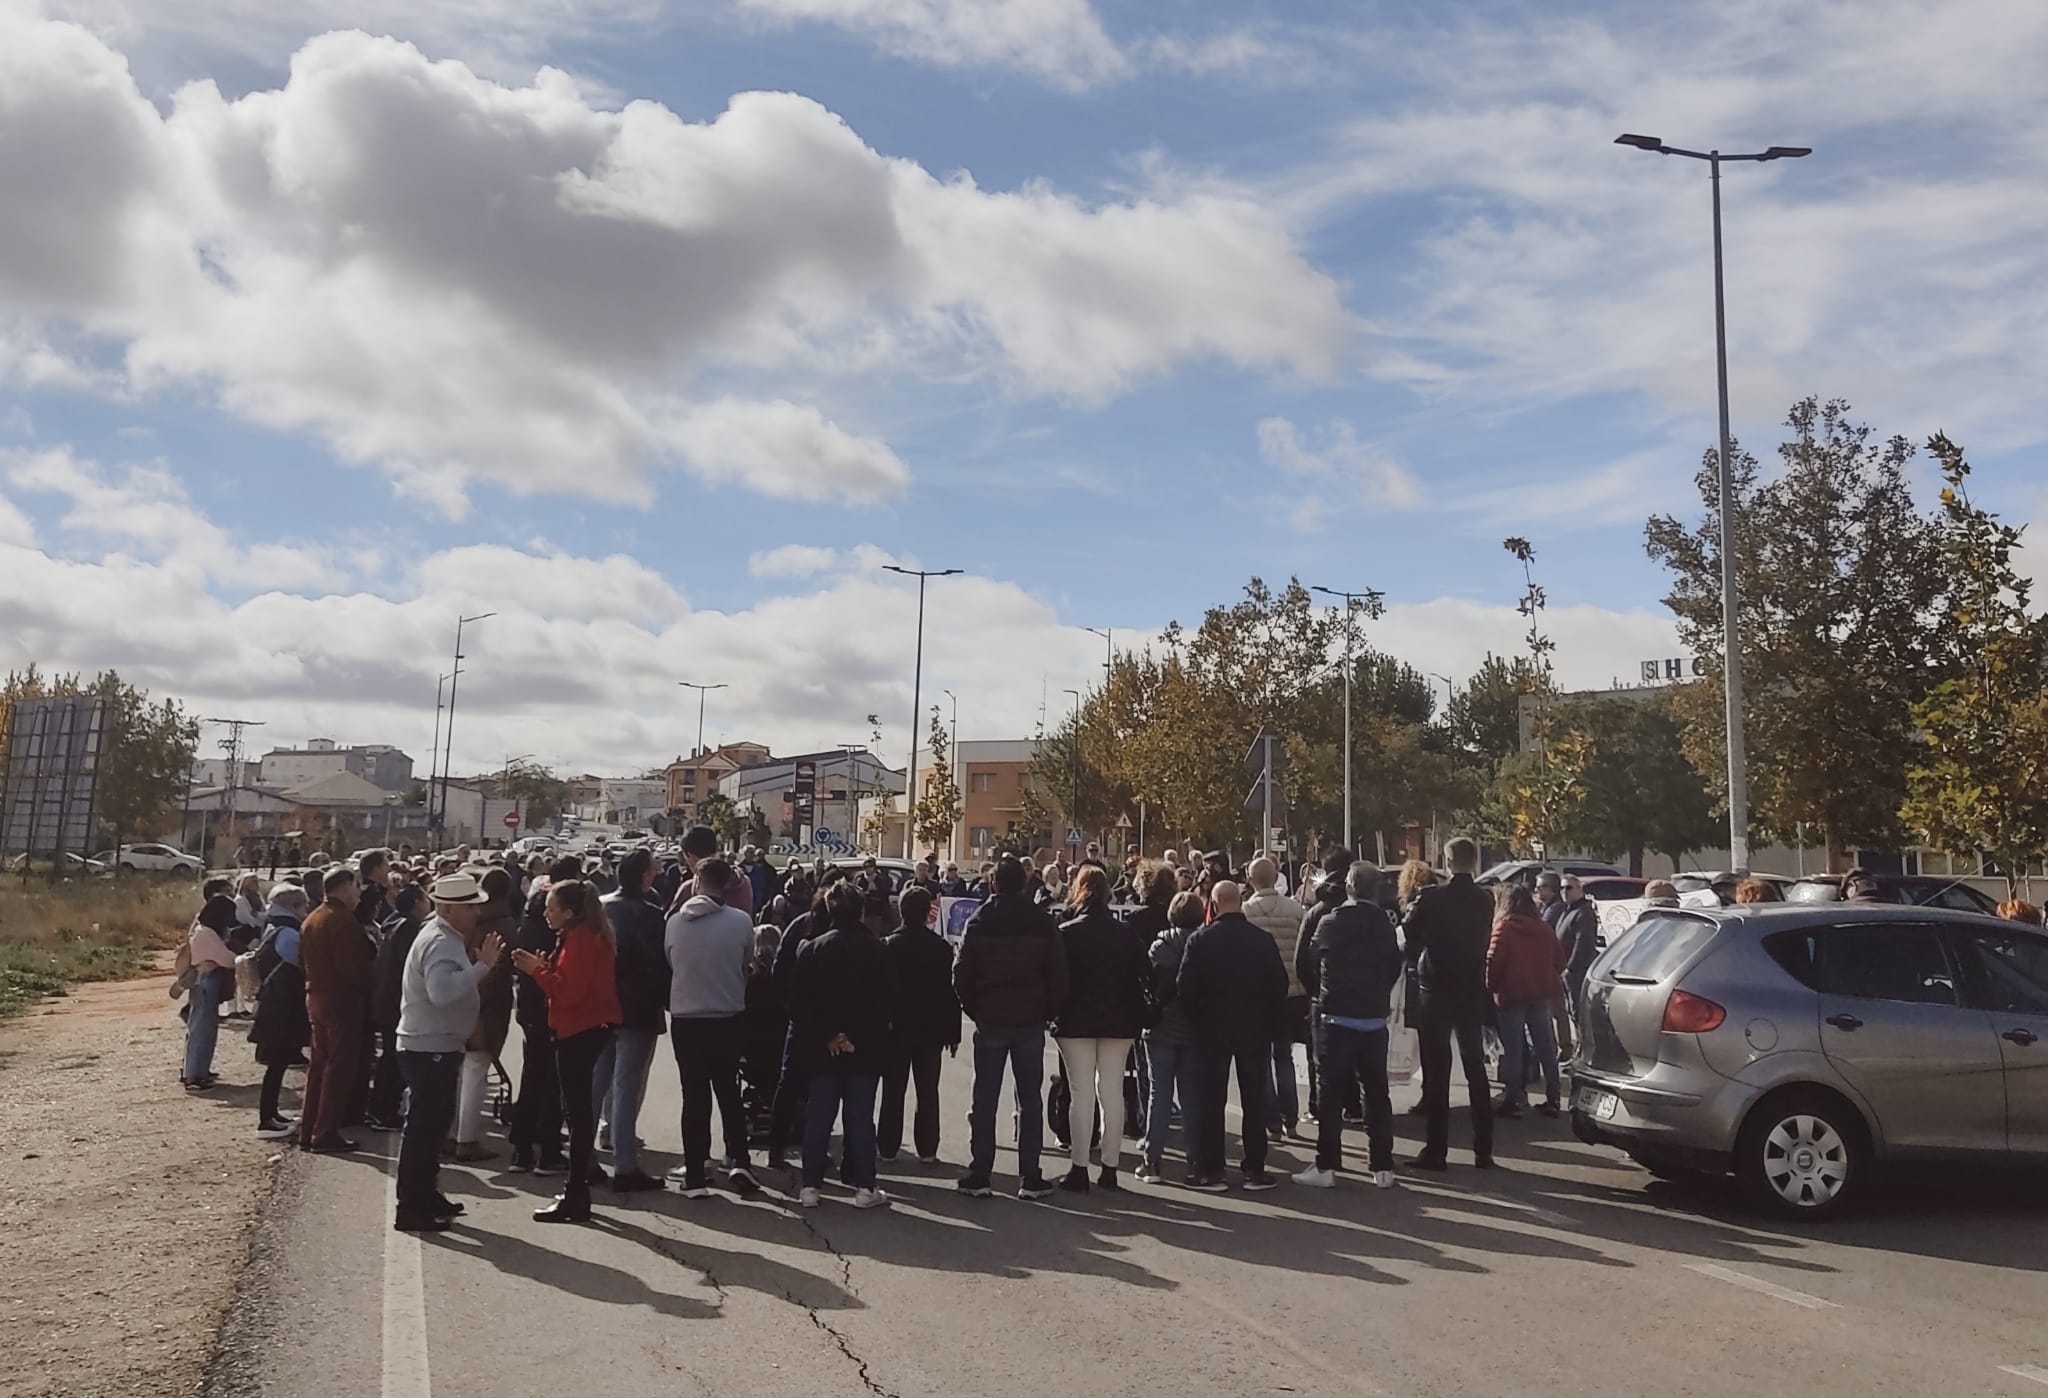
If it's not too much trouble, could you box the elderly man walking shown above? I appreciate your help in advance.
[1176,882,1288,1193]
[393,873,504,1232]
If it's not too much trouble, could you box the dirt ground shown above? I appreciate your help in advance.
[0,959,276,1398]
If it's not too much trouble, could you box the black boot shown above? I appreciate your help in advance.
[1059,1165,1090,1194]
[533,1191,591,1223]
[1096,1166,1119,1192]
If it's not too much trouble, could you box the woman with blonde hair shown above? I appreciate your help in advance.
[1396,860,1434,917]
[511,880,621,1223]
[1051,865,1149,1192]
[1999,899,2045,926]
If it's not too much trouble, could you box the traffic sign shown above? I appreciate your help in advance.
[503,810,520,830]
[1065,827,1084,846]
[1114,813,1132,829]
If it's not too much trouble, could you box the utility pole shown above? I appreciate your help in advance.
[203,717,265,857]
[427,672,449,841]
[1310,585,1385,852]
[678,682,728,762]
[437,612,494,844]
[883,564,961,860]
[941,688,960,865]
[1083,626,1113,688]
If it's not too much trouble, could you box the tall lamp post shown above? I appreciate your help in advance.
[436,611,494,843]
[427,671,450,840]
[677,682,728,762]
[1083,626,1113,688]
[883,564,961,859]
[1062,687,1082,848]
[940,688,960,865]
[1311,585,1385,853]
[1616,132,1810,870]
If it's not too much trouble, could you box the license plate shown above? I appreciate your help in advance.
[1575,1086,1618,1120]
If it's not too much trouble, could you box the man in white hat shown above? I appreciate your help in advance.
[392,872,504,1233]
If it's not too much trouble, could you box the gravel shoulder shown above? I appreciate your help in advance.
[0,959,277,1398]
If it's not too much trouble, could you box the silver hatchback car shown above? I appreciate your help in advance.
[1570,903,2048,1218]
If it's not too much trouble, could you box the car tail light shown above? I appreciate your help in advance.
[1662,989,1726,1033]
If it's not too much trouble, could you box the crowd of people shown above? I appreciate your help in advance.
[174,829,2048,1233]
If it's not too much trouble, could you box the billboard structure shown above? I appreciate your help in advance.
[0,696,108,865]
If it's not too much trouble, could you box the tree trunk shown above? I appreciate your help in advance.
[1628,845,1644,879]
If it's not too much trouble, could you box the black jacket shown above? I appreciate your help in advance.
[371,914,426,1033]
[952,893,1069,1031]
[605,888,670,1035]
[1051,907,1149,1040]
[1176,911,1288,1048]
[1297,899,1404,1023]
[1145,925,1197,1046]
[512,889,556,1028]
[884,922,962,1050]
[772,908,828,1006]
[249,913,308,1065]
[1557,898,1600,983]
[1402,872,1494,1009]
[789,928,897,1077]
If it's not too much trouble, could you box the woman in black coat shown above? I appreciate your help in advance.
[1051,866,1149,1192]
[787,883,898,1208]
[249,885,312,1138]
[879,885,961,1163]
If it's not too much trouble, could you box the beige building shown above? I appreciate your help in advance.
[914,738,1045,863]
[664,742,773,822]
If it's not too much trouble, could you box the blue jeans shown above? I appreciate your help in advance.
[968,1026,1046,1185]
[396,1050,461,1214]
[1142,1038,1202,1173]
[1314,1023,1392,1171]
[1498,1002,1560,1107]
[802,1073,879,1190]
[594,1027,659,1175]
[183,971,223,1084]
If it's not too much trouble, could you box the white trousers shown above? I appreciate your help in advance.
[1056,1036,1134,1171]
[454,1050,492,1144]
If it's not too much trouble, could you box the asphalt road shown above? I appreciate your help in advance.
[208,1028,2048,1398]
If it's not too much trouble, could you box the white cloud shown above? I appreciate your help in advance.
[733,0,1124,88]
[1256,416,1422,528]
[0,18,1350,510]
[748,543,839,579]
[413,545,690,627]
[1372,596,1684,698]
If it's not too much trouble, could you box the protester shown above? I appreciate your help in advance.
[1843,867,1887,903]
[298,867,373,1151]
[249,884,311,1136]
[665,856,758,1197]
[741,921,788,1142]
[1642,879,1681,908]
[507,858,578,1175]
[366,886,431,1128]
[1176,881,1287,1192]
[953,856,1067,1199]
[1293,862,1404,1189]
[1242,856,1307,1140]
[879,885,959,1165]
[453,867,516,1164]
[1300,845,1358,1125]
[1139,889,1205,1185]
[1555,874,1599,1054]
[1734,878,1782,904]
[1403,838,1494,1170]
[787,882,897,1209]
[671,826,753,917]
[391,873,504,1233]
[181,895,240,1091]
[596,848,668,1192]
[766,873,842,1168]
[511,879,621,1223]
[1487,884,1567,1120]
[1999,899,2045,925]
[1051,865,1148,1192]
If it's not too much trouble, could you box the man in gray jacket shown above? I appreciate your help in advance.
[394,873,503,1233]
[665,857,758,1196]
[1242,857,1306,1138]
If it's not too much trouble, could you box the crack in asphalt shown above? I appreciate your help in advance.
[637,1213,732,1311]
[789,1206,898,1398]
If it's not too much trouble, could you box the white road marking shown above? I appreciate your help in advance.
[381,1149,432,1398]
[1686,1262,1838,1311]
[2000,1364,2048,1386]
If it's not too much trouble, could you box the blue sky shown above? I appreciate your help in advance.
[2,0,2044,776]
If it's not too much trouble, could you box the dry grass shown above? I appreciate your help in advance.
[0,878,193,1021]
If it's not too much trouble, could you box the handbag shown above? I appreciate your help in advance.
[169,936,197,998]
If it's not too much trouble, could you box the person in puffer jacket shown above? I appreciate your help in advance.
[1242,857,1307,1137]
[1292,862,1405,1188]
[1486,883,1568,1119]
[1139,889,1207,1183]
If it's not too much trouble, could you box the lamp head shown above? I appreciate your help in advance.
[1762,145,1812,160]
[1615,133,1664,151]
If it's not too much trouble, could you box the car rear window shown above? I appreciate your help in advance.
[1602,914,1719,984]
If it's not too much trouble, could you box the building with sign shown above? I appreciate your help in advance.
[724,749,902,843]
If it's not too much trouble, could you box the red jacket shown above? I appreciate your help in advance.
[528,925,622,1040]
[1486,913,1567,1009]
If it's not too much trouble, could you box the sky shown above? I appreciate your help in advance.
[2,0,2045,780]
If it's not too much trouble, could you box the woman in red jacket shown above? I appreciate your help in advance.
[1484,884,1567,1121]
[511,879,622,1222]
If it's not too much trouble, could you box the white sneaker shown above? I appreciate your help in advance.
[852,1187,891,1210]
[1292,1166,1336,1189]
[665,1164,692,1182]
[799,1187,821,1208]
[1373,1170,1398,1190]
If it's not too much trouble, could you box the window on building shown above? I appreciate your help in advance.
[969,771,994,794]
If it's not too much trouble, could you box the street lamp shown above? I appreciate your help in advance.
[437,611,495,843]
[1083,626,1113,688]
[883,564,962,860]
[1062,687,1082,847]
[677,682,728,762]
[427,671,451,841]
[1311,585,1385,852]
[1615,133,1810,869]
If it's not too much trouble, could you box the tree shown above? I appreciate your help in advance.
[1446,654,1546,764]
[913,706,961,855]
[696,791,745,850]
[746,806,773,852]
[1646,397,1943,866]
[1568,693,1720,876]
[1,666,198,858]
[501,760,571,830]
[1901,433,2048,893]
[1479,539,1589,855]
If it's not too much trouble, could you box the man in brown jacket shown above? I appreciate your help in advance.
[300,866,375,1150]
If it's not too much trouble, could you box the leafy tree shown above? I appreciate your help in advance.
[1480,539,1588,855]
[1446,654,1546,764]
[1646,397,1943,866]
[913,706,962,855]
[1567,692,1720,876]
[1901,434,2048,893]
[696,791,745,850]
[746,806,773,852]
[501,760,572,830]
[1,666,198,861]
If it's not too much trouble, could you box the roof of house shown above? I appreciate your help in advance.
[282,771,395,806]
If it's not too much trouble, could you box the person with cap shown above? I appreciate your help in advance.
[392,871,504,1233]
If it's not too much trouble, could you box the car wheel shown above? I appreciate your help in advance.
[1736,1089,1865,1220]
[119,863,136,874]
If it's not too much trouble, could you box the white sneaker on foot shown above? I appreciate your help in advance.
[1373,1169,1398,1190]
[852,1187,891,1209]
[1293,1166,1336,1189]
[799,1187,821,1208]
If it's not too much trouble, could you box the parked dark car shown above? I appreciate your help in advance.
[1785,874,2000,916]
[1477,859,1623,889]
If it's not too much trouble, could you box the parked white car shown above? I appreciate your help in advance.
[96,842,205,876]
